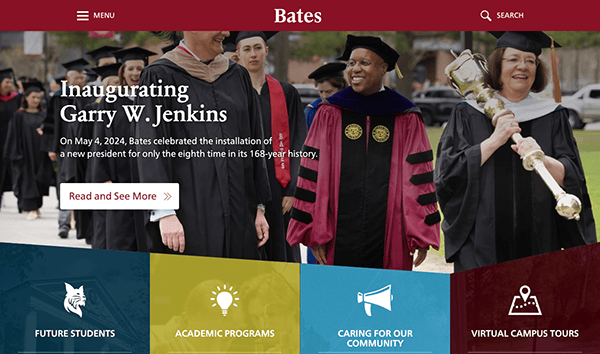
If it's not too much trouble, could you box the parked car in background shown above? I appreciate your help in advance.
[560,84,600,129]
[292,84,320,109]
[411,86,463,126]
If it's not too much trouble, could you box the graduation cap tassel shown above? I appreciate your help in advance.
[551,37,562,103]
[395,63,403,79]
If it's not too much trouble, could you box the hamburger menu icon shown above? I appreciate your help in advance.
[508,285,542,316]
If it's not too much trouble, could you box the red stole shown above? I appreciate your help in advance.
[265,74,290,188]
[0,91,19,102]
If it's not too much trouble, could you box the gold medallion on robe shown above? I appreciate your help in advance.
[372,125,390,143]
[345,123,362,140]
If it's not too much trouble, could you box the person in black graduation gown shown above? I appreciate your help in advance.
[63,68,98,242]
[72,46,122,113]
[74,63,121,249]
[66,47,121,169]
[235,31,307,262]
[0,68,22,207]
[305,62,348,129]
[135,31,271,259]
[87,45,122,67]
[222,42,239,63]
[90,48,156,251]
[41,58,89,238]
[435,32,596,272]
[64,47,121,244]
[3,80,52,219]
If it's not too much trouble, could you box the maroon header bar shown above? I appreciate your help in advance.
[1,1,599,30]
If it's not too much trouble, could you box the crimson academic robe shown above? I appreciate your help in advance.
[135,51,271,259]
[435,103,596,272]
[287,87,440,270]
[0,92,21,194]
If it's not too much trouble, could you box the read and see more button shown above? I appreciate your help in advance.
[60,183,179,210]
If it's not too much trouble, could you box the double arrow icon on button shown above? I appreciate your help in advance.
[164,193,172,201]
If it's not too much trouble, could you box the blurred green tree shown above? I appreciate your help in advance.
[291,31,464,97]
[49,31,160,51]
[547,31,600,49]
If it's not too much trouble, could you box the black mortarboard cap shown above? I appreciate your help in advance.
[308,62,347,81]
[337,35,399,72]
[222,31,240,47]
[91,63,122,79]
[62,58,89,72]
[84,68,98,82]
[0,68,15,81]
[490,31,561,56]
[223,42,237,53]
[161,44,177,54]
[234,31,278,45]
[23,79,44,93]
[113,47,157,63]
[86,45,122,62]
[150,31,182,45]
[54,74,65,83]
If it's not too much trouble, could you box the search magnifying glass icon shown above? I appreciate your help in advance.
[480,10,492,21]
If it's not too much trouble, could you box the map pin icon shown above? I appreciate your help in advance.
[520,285,530,302]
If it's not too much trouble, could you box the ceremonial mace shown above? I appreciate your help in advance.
[445,50,581,220]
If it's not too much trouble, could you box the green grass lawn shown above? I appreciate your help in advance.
[425,127,600,259]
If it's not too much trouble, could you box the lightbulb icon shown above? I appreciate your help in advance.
[211,284,239,316]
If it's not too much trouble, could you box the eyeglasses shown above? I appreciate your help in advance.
[502,57,539,68]
[346,60,372,69]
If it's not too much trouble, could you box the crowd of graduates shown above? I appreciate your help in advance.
[0,31,355,265]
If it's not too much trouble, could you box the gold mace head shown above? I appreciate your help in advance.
[556,194,582,221]
[445,49,489,98]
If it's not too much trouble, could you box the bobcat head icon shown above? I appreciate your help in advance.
[64,282,86,318]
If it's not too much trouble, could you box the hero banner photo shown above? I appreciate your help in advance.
[1,31,597,272]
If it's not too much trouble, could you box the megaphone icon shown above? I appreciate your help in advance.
[357,284,393,317]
